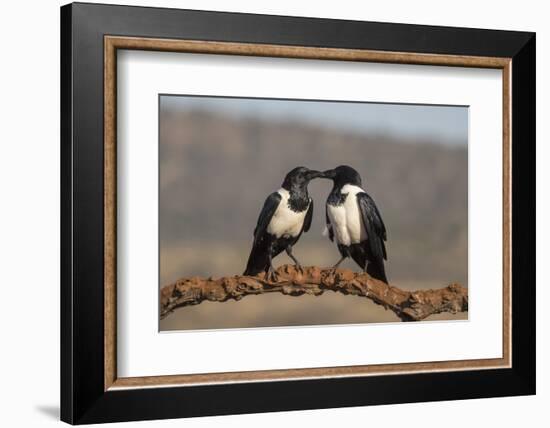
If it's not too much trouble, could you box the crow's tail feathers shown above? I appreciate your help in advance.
[243,241,269,276]
[367,260,388,284]
[349,244,367,271]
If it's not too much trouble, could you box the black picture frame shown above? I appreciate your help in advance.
[61,2,535,424]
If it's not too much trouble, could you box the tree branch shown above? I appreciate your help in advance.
[160,265,468,321]
[160,265,468,322]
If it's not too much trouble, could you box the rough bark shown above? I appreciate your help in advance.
[160,265,468,322]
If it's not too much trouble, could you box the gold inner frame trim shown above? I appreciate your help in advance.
[104,35,512,391]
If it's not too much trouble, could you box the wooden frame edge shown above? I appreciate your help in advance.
[106,35,511,68]
[104,36,117,390]
[502,61,512,369]
[109,357,508,390]
[103,35,512,391]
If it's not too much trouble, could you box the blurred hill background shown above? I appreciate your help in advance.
[159,96,468,330]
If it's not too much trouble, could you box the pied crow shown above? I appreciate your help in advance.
[322,165,389,283]
[244,167,322,280]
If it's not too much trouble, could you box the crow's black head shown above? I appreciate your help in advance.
[281,166,323,190]
[322,165,362,187]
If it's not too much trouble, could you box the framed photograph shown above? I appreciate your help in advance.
[61,2,535,424]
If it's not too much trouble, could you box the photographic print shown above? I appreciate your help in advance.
[159,95,469,331]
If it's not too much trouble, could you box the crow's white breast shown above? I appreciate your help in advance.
[267,188,308,238]
[326,184,367,246]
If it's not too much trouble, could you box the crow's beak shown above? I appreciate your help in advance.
[321,169,336,179]
[306,170,323,180]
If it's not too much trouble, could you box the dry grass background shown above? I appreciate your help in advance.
[159,106,468,330]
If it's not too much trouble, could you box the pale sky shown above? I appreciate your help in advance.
[161,94,468,146]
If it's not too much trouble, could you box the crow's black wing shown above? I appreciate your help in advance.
[325,204,334,242]
[302,198,314,233]
[253,192,282,243]
[357,192,387,261]
[244,192,282,276]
